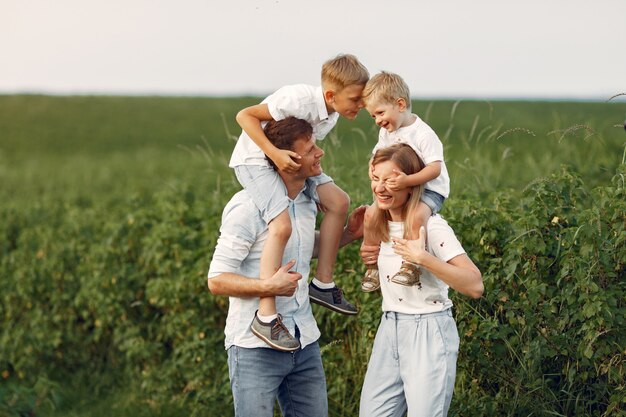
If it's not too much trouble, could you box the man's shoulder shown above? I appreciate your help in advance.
[223,190,263,221]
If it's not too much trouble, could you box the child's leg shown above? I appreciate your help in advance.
[236,165,299,351]
[307,182,357,315]
[408,201,432,240]
[314,182,350,284]
[361,203,381,292]
[258,209,292,317]
[251,209,300,351]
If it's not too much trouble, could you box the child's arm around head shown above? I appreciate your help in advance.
[387,160,441,190]
[236,103,302,172]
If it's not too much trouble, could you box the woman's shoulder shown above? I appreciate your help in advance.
[426,214,459,242]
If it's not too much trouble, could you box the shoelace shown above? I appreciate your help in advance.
[270,315,290,340]
[332,287,343,304]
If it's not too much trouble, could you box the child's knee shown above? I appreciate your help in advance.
[269,213,292,243]
[330,188,350,215]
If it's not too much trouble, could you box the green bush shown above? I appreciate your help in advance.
[1,164,624,416]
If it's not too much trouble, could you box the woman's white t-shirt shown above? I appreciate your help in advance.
[378,215,465,314]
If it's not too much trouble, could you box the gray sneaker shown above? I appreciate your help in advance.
[250,312,300,352]
[309,283,358,315]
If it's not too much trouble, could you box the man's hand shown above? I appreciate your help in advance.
[392,226,427,265]
[271,149,302,173]
[387,169,409,190]
[265,259,303,296]
[360,242,380,266]
[345,205,367,241]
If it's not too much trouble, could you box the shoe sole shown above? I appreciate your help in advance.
[361,284,380,293]
[250,326,300,352]
[390,278,417,286]
[309,296,358,315]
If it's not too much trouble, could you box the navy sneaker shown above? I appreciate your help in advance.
[308,283,358,315]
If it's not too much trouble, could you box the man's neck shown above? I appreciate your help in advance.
[279,173,306,200]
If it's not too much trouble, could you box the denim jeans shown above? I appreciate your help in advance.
[359,310,459,417]
[227,342,328,417]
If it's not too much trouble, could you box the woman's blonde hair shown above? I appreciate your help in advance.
[369,144,425,243]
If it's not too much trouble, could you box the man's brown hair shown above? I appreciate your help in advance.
[263,117,313,170]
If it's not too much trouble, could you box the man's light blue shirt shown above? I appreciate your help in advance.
[208,187,321,350]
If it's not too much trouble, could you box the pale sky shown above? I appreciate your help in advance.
[2,0,625,99]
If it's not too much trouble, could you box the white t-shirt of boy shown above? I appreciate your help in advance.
[229,84,339,167]
[372,115,450,198]
[378,216,465,314]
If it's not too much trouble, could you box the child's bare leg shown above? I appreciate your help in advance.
[308,182,357,315]
[258,209,291,317]
[408,201,432,240]
[361,203,381,292]
[391,202,432,287]
[250,209,299,351]
[314,182,349,284]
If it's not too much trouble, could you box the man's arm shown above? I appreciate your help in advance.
[235,103,301,172]
[208,260,302,297]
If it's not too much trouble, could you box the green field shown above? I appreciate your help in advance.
[1,95,625,416]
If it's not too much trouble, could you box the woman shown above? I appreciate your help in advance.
[359,144,483,417]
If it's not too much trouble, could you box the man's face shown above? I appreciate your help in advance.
[330,84,365,120]
[291,135,324,178]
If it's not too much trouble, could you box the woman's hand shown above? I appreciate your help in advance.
[360,242,380,266]
[393,226,427,264]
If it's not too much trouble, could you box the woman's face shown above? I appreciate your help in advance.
[370,159,411,221]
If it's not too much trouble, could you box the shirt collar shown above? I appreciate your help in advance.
[315,86,331,121]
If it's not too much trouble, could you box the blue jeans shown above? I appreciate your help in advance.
[227,342,328,417]
[360,310,459,417]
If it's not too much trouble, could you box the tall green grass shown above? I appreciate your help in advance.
[1,95,625,416]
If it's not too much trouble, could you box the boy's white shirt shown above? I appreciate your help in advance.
[229,84,339,167]
[372,115,450,198]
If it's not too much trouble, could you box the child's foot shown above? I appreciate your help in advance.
[361,267,380,292]
[250,312,300,352]
[308,283,358,315]
[391,262,422,288]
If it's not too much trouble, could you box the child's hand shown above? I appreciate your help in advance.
[273,149,302,173]
[392,226,427,264]
[387,169,409,190]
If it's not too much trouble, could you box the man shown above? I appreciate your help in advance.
[208,116,365,417]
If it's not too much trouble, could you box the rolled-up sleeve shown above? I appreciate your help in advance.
[208,194,262,278]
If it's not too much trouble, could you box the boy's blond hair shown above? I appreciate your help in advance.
[363,71,412,111]
[321,54,369,92]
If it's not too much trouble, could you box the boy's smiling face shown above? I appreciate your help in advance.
[366,98,411,133]
[326,84,365,120]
